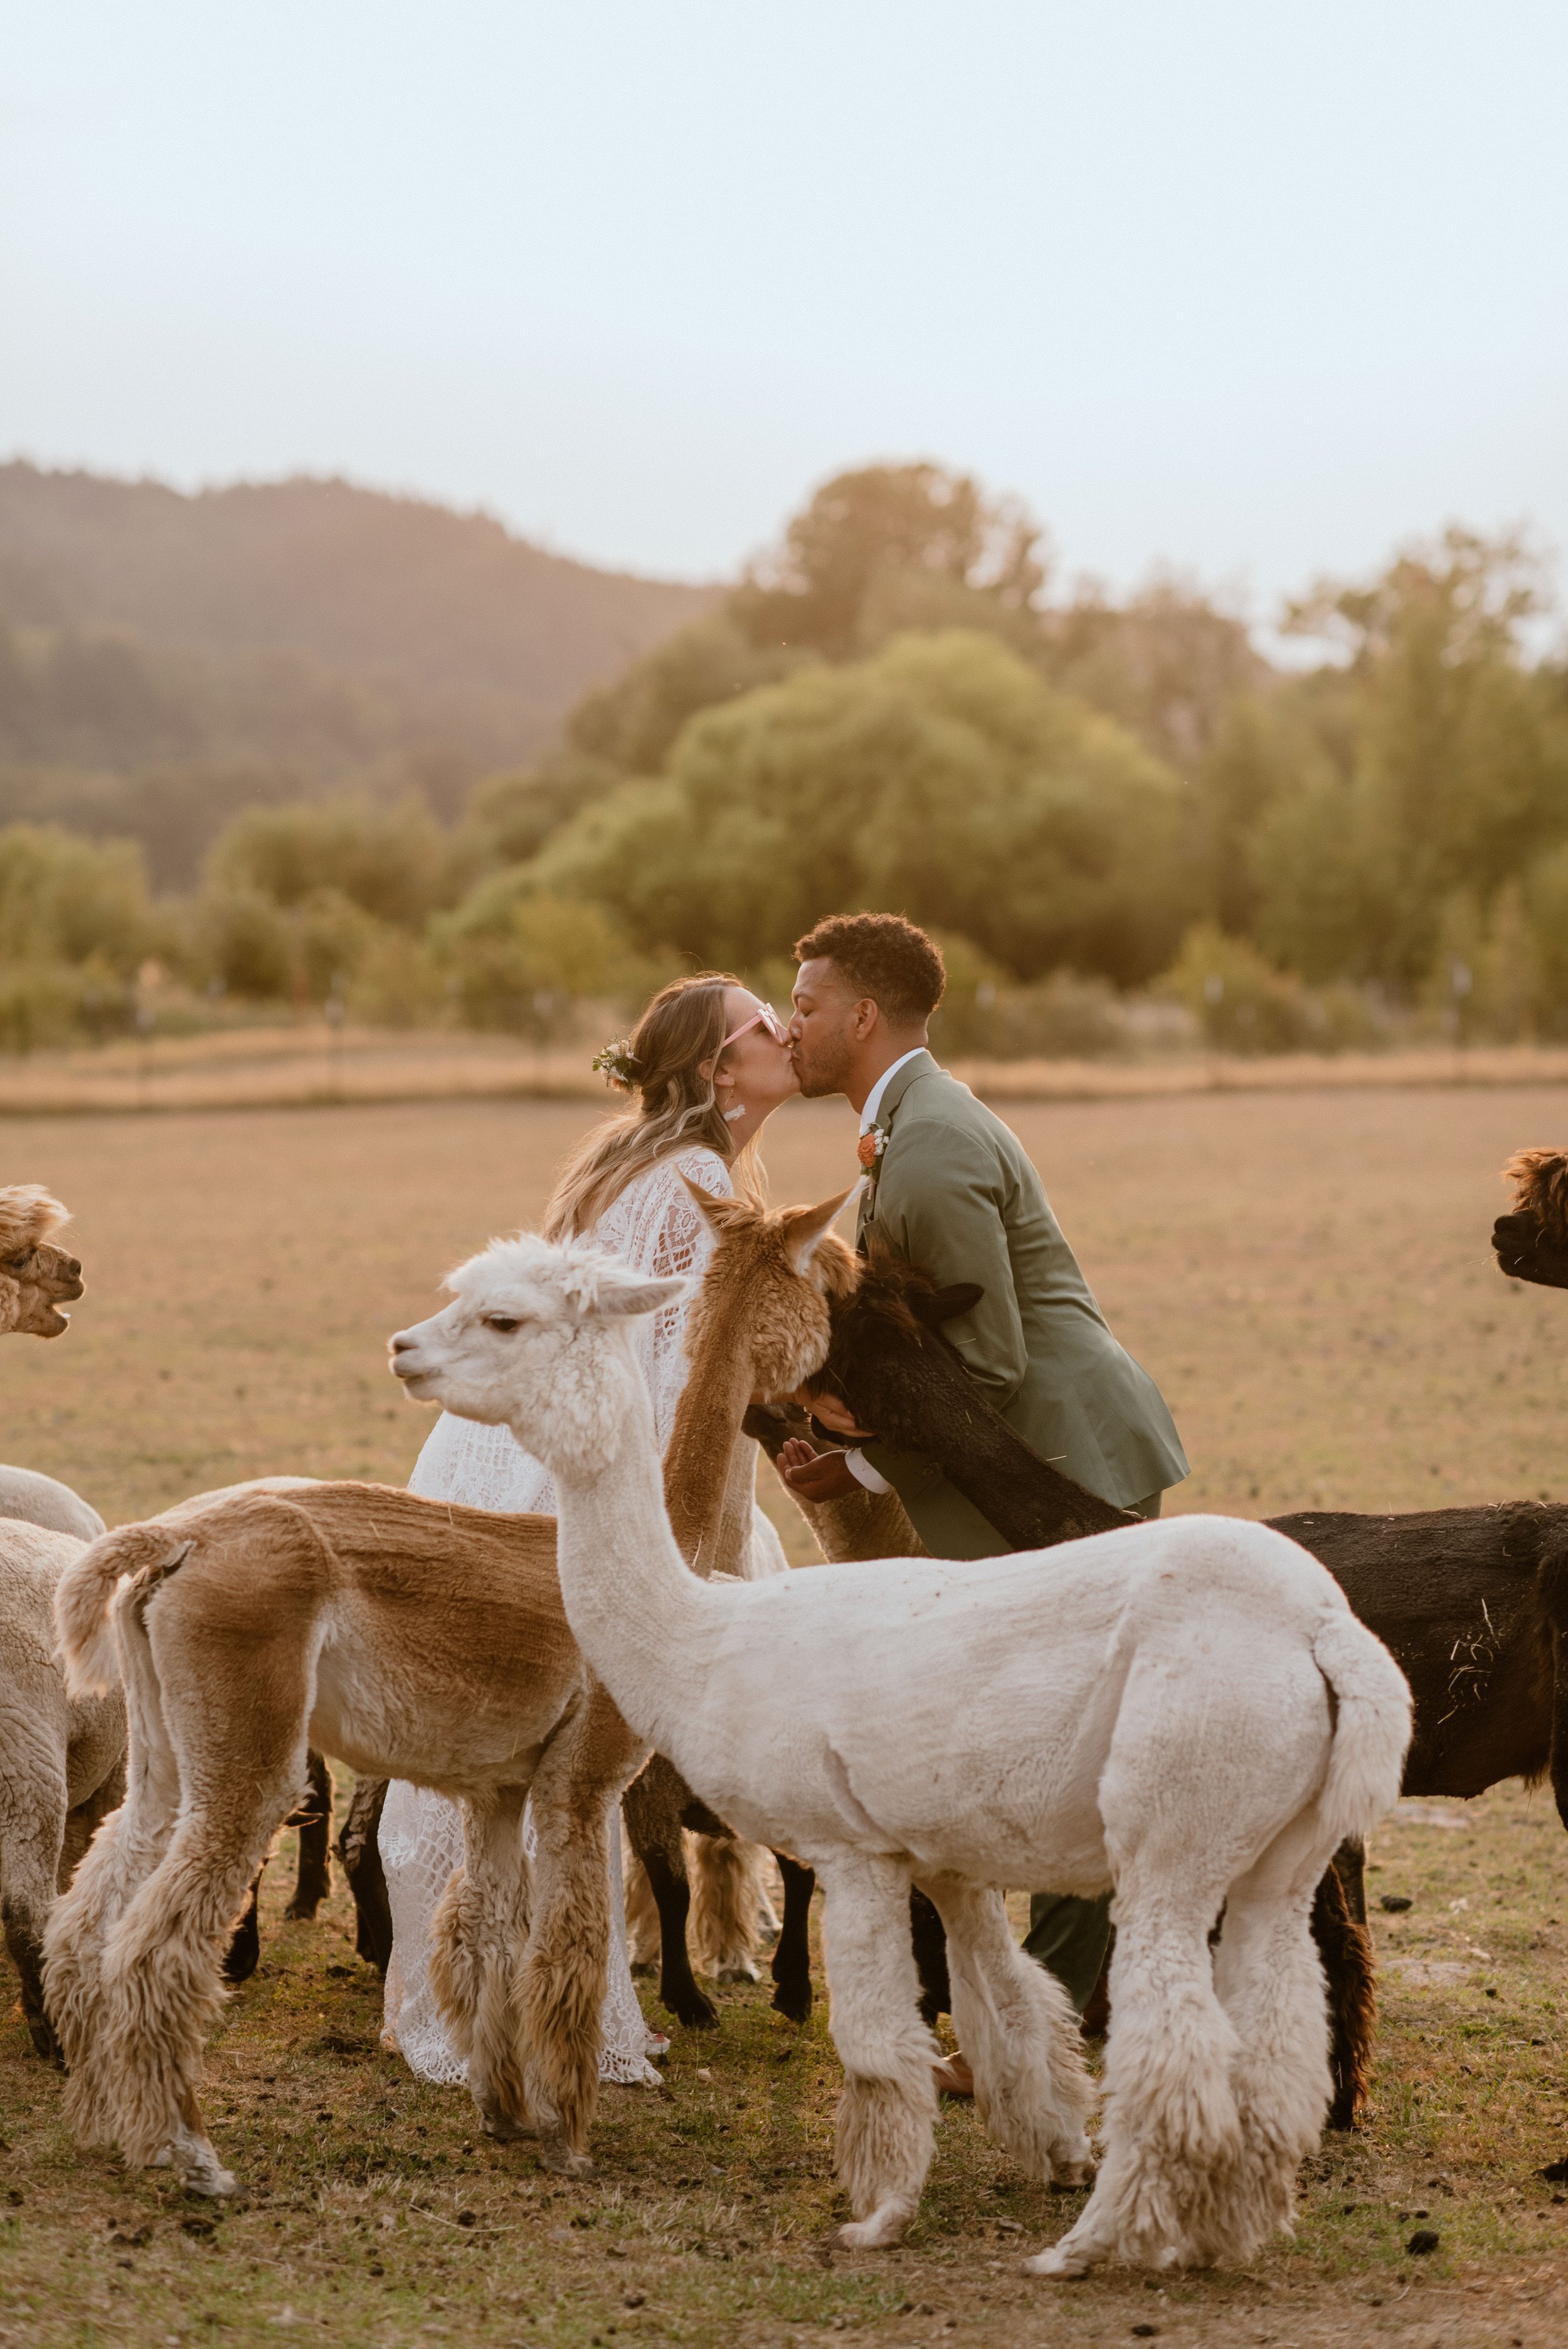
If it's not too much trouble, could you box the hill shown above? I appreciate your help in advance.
[0,464,715,876]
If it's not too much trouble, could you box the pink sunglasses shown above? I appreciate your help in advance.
[720,1002,790,1051]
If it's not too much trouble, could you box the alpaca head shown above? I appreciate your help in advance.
[0,1186,83,1339]
[389,1232,686,1475]
[815,1241,984,1444]
[681,1181,859,1400]
[1504,1148,1568,1248]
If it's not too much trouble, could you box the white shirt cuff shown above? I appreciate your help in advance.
[844,1448,892,1495]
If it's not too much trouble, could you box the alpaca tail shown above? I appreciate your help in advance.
[53,1525,193,1701]
[1311,1608,1412,1846]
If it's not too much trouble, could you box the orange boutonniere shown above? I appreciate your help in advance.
[857,1127,887,1189]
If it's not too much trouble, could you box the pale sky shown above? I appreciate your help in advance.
[3,1,1565,623]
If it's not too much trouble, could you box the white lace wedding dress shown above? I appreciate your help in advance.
[379,1145,789,2089]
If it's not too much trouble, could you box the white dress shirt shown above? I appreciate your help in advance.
[844,1047,928,1496]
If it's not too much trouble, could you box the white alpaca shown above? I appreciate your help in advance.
[391,1230,1412,2277]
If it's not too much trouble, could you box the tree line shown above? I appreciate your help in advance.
[3,463,1565,1057]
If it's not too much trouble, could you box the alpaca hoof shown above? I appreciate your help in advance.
[1048,2159,1093,2192]
[176,2151,240,2198]
[1024,2240,1092,2279]
[283,1898,324,1924]
[538,2139,593,2179]
[716,1961,759,1985]
[26,2017,62,2066]
[770,1980,812,2025]
[480,2109,536,2144]
[665,1990,719,2029]
[833,2207,909,2252]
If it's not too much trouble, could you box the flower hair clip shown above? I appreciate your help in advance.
[592,1039,640,1090]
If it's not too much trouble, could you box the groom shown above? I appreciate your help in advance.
[783,912,1189,2034]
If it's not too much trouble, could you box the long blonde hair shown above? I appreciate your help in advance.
[544,972,766,1240]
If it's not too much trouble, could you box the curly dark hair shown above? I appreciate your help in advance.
[793,912,946,1026]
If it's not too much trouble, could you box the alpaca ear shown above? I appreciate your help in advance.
[679,1173,751,1228]
[596,1273,691,1320]
[914,1281,984,1327]
[779,1185,857,1273]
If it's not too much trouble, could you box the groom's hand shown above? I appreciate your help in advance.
[779,1438,862,1502]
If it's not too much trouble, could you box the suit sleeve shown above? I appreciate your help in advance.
[857,1125,1027,1492]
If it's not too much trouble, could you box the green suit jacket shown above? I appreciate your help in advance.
[856,1051,1189,1557]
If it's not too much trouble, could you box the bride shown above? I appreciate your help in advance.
[380,970,802,2087]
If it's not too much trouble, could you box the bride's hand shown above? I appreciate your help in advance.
[793,1386,877,1443]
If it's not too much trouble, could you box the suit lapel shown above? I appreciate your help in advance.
[856,1049,938,1243]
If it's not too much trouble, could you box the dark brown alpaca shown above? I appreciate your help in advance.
[1493,1147,1568,1288]
[795,1241,1568,2128]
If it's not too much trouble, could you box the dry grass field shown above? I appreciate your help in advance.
[3,1083,1568,2347]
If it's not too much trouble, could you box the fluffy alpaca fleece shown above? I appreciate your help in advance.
[390,1209,1413,2278]
[39,1202,832,2198]
[45,1487,638,2193]
[0,1187,84,1339]
[0,1521,125,2056]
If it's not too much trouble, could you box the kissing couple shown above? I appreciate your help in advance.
[379,911,1188,2095]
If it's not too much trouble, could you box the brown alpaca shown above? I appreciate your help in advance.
[42,1190,847,2196]
[1494,1147,1568,1288]
[0,1187,84,1339]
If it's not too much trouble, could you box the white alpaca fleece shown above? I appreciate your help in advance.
[396,1236,1414,2281]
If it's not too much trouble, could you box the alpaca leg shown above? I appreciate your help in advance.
[517,1782,613,2176]
[623,1758,714,2028]
[44,1637,185,2123]
[220,1871,263,1984]
[909,1888,950,2026]
[691,1833,764,1983]
[1026,1880,1243,2279]
[921,1875,1093,2187]
[95,1782,297,2192]
[430,1788,535,2145]
[1,1759,68,2061]
[338,1776,393,1975]
[818,1853,938,2251]
[285,1751,334,1920]
[1312,1857,1375,2129]
[623,1845,662,1973]
[1208,1812,1343,2256]
[771,1852,815,2023]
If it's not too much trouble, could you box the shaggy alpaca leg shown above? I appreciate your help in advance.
[45,1634,184,2130]
[771,1853,816,2023]
[691,1833,765,1983]
[623,1759,715,2028]
[818,1854,939,2251]
[430,1788,534,2146]
[1209,1818,1340,2257]
[2,1776,68,2061]
[93,1798,290,2192]
[922,1875,1093,2187]
[622,1842,662,1973]
[1028,1896,1243,2279]
[517,1779,614,2176]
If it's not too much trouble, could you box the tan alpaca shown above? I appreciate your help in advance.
[0,1188,84,1339]
[43,1194,847,2196]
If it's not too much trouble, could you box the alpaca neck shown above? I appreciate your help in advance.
[936,1372,1127,1546]
[543,1360,723,1759]
[662,1287,758,1576]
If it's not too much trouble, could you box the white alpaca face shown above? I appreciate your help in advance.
[389,1234,687,1456]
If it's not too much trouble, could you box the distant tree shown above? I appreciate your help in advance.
[532,630,1194,985]
[1044,576,1269,774]
[0,823,152,973]
[204,797,460,928]
[730,463,1047,657]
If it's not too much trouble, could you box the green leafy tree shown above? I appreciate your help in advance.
[731,464,1046,657]
[204,797,458,928]
[533,630,1194,984]
[0,822,152,973]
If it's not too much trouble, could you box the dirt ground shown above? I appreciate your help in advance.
[2,1083,1567,2345]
